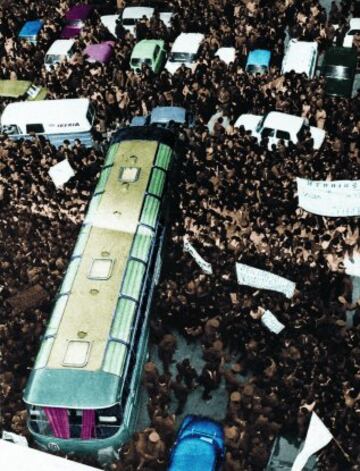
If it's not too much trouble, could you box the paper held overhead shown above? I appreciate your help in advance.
[297,178,360,217]
[261,310,285,334]
[49,159,75,188]
[291,412,333,471]
[235,263,295,298]
[183,239,213,275]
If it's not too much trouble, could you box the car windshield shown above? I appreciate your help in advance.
[348,29,360,35]
[246,64,268,74]
[324,65,352,79]
[122,18,136,25]
[169,52,195,62]
[45,54,63,64]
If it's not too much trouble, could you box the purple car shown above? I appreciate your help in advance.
[60,4,94,39]
[84,41,115,64]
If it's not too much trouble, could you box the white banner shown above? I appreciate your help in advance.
[184,239,213,275]
[49,159,75,188]
[261,310,285,334]
[344,253,360,277]
[235,263,295,298]
[292,412,333,471]
[297,178,360,217]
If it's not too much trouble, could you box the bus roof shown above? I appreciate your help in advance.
[1,98,91,131]
[24,126,175,409]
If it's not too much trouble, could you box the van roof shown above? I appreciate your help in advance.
[264,111,304,133]
[1,98,91,130]
[282,39,318,75]
[132,39,164,58]
[122,6,154,19]
[46,39,75,55]
[171,33,204,54]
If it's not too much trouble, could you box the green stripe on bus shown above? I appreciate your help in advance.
[45,295,68,337]
[131,226,153,262]
[111,298,137,343]
[122,260,146,300]
[104,143,120,166]
[95,166,112,194]
[34,337,54,369]
[148,168,166,197]
[72,225,91,257]
[140,196,160,229]
[102,341,127,376]
[155,144,172,170]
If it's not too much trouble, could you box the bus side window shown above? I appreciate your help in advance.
[26,123,45,134]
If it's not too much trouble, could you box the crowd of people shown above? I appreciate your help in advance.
[1,0,360,469]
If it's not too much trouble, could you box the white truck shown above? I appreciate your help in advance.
[235,111,325,150]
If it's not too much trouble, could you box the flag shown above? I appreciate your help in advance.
[183,239,213,275]
[292,412,333,471]
[49,159,75,188]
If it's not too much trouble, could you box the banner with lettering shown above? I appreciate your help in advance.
[236,263,295,298]
[184,240,213,275]
[297,178,360,217]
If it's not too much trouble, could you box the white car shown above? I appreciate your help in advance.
[343,18,360,48]
[165,33,204,74]
[44,39,76,71]
[235,111,325,150]
[101,6,173,37]
[281,39,318,78]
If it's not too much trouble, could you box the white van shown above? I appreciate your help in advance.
[165,33,204,74]
[0,98,95,147]
[44,39,76,70]
[281,39,318,78]
[343,18,360,47]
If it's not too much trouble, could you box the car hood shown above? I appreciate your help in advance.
[159,12,173,27]
[165,60,194,74]
[309,126,326,150]
[325,77,353,98]
[101,14,118,37]
[234,113,262,132]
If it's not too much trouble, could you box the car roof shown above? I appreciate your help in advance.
[122,6,154,19]
[247,49,271,67]
[150,106,186,124]
[169,437,216,471]
[323,47,357,66]
[171,33,204,54]
[46,39,75,55]
[132,39,164,58]
[19,20,43,37]
[264,111,304,133]
[65,4,94,20]
[349,18,360,30]
[282,40,317,74]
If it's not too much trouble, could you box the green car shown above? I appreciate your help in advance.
[130,39,166,74]
[322,47,357,98]
[0,80,48,101]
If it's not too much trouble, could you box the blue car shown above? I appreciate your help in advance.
[18,20,43,44]
[245,49,271,75]
[168,415,225,471]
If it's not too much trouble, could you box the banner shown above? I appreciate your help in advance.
[235,263,295,298]
[291,412,333,471]
[261,310,285,334]
[297,178,360,217]
[49,159,75,188]
[184,239,213,275]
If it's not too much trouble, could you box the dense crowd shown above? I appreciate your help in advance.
[1,0,360,469]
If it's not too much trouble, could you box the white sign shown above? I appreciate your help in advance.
[2,431,28,447]
[49,159,75,188]
[297,178,360,217]
[261,310,285,334]
[344,253,360,277]
[235,263,295,298]
[184,239,213,275]
[292,412,333,471]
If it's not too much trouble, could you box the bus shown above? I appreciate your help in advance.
[23,126,176,462]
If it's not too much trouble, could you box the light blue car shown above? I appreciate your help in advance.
[245,49,271,75]
[130,106,194,128]
[167,415,225,471]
